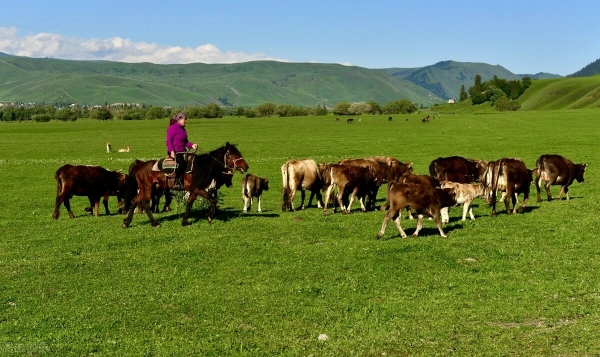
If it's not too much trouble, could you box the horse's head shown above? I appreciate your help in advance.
[224,142,249,173]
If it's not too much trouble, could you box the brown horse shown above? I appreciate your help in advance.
[123,142,248,227]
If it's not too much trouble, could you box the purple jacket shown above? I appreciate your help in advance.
[166,122,194,154]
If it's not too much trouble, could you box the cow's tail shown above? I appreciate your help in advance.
[490,160,502,205]
[281,162,291,210]
[428,161,438,178]
[55,171,64,199]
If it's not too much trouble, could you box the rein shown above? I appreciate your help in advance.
[194,146,245,173]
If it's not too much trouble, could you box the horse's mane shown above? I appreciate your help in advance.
[190,143,240,189]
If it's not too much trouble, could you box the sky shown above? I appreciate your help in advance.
[2,0,599,76]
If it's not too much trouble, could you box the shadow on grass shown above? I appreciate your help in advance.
[378,222,463,241]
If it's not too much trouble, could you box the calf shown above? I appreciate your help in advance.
[535,154,586,202]
[242,174,269,212]
[439,181,484,223]
[377,182,456,239]
[323,164,379,216]
[53,164,127,219]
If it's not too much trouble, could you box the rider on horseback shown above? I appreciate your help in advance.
[166,112,197,189]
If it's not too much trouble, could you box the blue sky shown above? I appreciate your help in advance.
[2,0,599,76]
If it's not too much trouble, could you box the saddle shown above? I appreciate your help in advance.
[152,153,195,175]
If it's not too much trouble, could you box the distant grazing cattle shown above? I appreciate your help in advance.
[347,118,354,123]
[422,116,430,123]
[440,181,485,223]
[429,156,487,184]
[534,154,586,202]
[335,117,340,122]
[377,182,456,239]
[281,159,327,212]
[53,164,127,219]
[118,146,131,152]
[388,116,393,121]
[482,158,533,217]
[242,174,269,212]
[106,142,112,153]
[322,164,379,216]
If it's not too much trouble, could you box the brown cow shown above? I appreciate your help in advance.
[323,164,379,216]
[53,164,127,219]
[377,182,456,239]
[242,174,269,212]
[429,156,487,184]
[339,157,411,210]
[482,158,533,217]
[281,159,327,212]
[393,173,441,219]
[534,154,586,202]
[439,181,485,223]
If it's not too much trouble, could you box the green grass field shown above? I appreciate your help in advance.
[1,111,599,355]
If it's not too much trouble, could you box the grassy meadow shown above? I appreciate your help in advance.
[1,110,599,355]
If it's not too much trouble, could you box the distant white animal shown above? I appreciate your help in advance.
[118,146,130,153]
[106,142,112,153]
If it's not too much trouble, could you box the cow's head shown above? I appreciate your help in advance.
[262,177,269,191]
[575,163,587,183]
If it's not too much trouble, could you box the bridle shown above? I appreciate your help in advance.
[224,151,246,173]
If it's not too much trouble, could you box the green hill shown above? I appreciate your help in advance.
[0,54,440,107]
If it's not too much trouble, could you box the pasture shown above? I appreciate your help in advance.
[1,110,599,355]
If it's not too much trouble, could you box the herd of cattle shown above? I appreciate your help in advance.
[276,154,586,238]
[53,153,586,239]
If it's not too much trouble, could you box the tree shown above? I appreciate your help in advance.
[367,101,382,114]
[145,106,166,119]
[205,103,224,118]
[315,104,328,116]
[468,74,487,105]
[333,101,351,115]
[459,85,468,101]
[382,99,418,114]
[348,102,369,115]
[90,107,113,120]
[494,96,521,111]
[254,102,276,117]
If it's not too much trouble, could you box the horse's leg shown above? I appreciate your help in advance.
[123,184,159,228]
[162,190,173,212]
[53,195,64,219]
[182,189,216,225]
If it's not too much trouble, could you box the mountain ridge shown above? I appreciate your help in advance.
[0,52,565,107]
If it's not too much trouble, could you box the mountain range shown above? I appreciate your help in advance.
[0,52,571,108]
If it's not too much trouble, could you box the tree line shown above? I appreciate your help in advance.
[0,98,420,122]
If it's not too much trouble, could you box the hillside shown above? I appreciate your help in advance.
[0,53,560,108]
[430,75,600,113]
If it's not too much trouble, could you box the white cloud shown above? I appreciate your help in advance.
[0,27,288,64]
